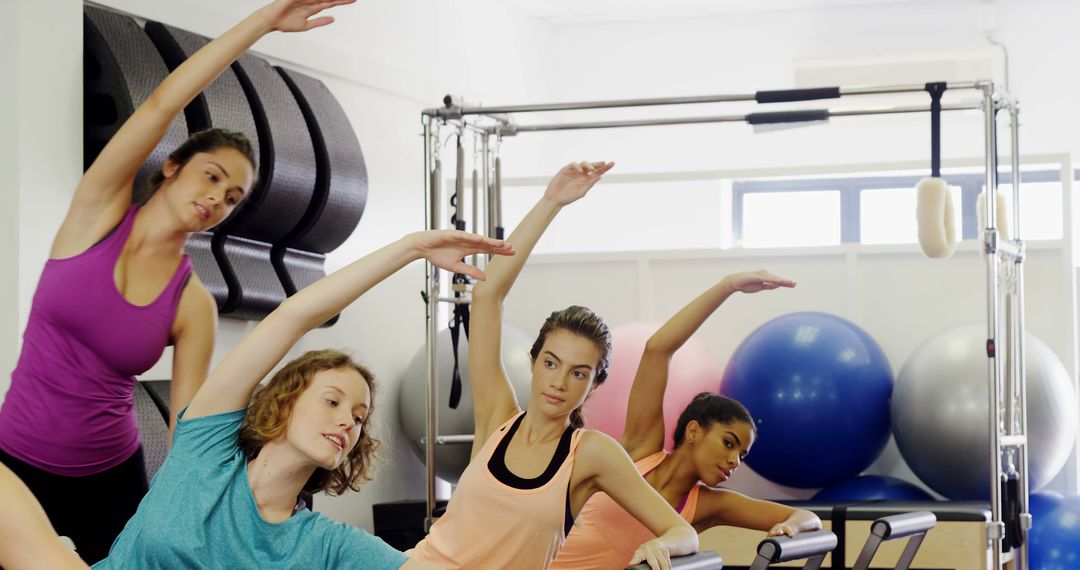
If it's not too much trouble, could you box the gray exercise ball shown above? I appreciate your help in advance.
[399,324,534,484]
[891,324,1078,500]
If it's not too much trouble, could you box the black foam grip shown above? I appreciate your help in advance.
[83,6,188,204]
[218,236,287,319]
[755,87,841,103]
[183,231,231,310]
[275,67,368,254]
[746,110,830,125]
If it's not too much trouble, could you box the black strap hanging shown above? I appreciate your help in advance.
[448,132,470,409]
[925,82,947,178]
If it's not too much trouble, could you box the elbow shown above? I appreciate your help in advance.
[470,280,504,306]
[671,523,699,556]
[642,336,674,358]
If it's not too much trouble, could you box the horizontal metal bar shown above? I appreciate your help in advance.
[498,102,981,134]
[420,435,476,445]
[1000,435,1027,447]
[425,81,988,117]
[435,296,471,305]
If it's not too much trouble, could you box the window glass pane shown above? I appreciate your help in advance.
[861,186,962,244]
[994,182,1062,240]
[741,190,840,247]
[500,180,727,254]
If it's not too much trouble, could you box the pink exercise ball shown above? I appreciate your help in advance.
[584,322,725,450]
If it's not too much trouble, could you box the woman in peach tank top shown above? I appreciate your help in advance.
[552,272,823,570]
[408,162,699,570]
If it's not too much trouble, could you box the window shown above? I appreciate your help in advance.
[741,190,841,247]
[860,186,962,245]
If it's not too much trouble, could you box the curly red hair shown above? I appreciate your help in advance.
[238,349,382,496]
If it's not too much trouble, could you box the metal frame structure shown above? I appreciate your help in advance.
[419,80,1028,569]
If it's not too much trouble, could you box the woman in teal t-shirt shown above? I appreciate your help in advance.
[94,229,512,569]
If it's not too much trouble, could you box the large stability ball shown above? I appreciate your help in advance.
[584,322,724,451]
[399,324,533,483]
[720,312,894,488]
[812,475,935,501]
[1028,492,1080,570]
[891,325,1078,500]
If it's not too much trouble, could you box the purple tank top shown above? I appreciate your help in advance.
[0,206,192,476]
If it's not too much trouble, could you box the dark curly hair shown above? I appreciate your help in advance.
[238,349,382,496]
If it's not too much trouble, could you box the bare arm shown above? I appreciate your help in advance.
[55,0,355,258]
[694,488,820,537]
[401,559,445,570]
[577,432,698,570]
[167,278,218,439]
[184,231,512,420]
[0,465,88,570]
[621,271,795,457]
[468,161,613,455]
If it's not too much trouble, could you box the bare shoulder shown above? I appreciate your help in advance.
[576,429,629,470]
[173,273,218,334]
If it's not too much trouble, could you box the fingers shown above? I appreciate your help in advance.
[448,262,486,282]
[304,15,335,29]
[758,270,796,287]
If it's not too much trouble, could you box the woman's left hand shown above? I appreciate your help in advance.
[767,522,797,537]
[260,0,357,33]
[627,538,672,570]
[408,230,515,281]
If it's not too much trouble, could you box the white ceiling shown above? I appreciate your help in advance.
[492,0,980,24]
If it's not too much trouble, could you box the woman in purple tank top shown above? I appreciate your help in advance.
[0,1,353,564]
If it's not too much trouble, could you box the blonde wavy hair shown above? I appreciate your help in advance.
[238,349,382,496]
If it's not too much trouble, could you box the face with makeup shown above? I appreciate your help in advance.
[530,329,603,422]
[681,419,755,487]
[157,147,255,232]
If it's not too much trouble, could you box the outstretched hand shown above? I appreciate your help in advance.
[259,0,356,33]
[725,270,796,294]
[409,230,514,281]
[543,161,615,206]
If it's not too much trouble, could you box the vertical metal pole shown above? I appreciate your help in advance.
[981,84,1004,570]
[494,146,504,239]
[482,135,493,238]
[1010,102,1031,570]
[422,117,439,531]
[471,135,480,266]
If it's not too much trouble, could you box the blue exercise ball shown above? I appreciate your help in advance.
[813,475,935,501]
[721,312,893,488]
[1029,492,1080,570]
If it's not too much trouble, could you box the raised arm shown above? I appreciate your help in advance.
[184,231,512,420]
[694,488,820,537]
[576,432,698,570]
[468,161,613,454]
[621,270,795,457]
[0,465,88,570]
[55,0,355,256]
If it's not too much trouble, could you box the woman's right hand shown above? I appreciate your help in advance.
[407,230,515,281]
[543,161,615,206]
[258,0,357,33]
[724,270,796,294]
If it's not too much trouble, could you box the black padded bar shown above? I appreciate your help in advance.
[746,110,830,125]
[626,551,723,570]
[757,530,838,563]
[83,6,188,204]
[871,511,937,540]
[275,67,368,254]
[755,87,841,104]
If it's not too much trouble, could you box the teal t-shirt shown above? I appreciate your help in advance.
[93,408,407,569]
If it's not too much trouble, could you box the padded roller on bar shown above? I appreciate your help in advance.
[751,530,837,569]
[872,511,937,540]
[83,6,187,204]
[755,87,841,104]
[626,551,723,570]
